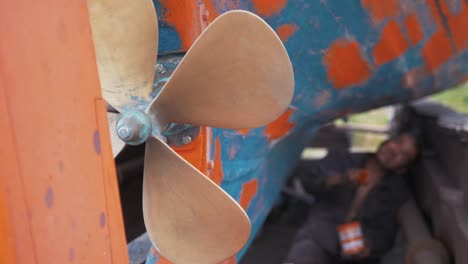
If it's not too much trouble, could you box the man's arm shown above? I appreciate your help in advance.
[298,150,352,194]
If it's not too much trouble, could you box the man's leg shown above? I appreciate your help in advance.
[283,238,332,264]
[283,209,340,264]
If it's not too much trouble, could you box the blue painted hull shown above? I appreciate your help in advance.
[148,0,467,262]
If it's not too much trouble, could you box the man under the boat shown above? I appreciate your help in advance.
[283,132,420,264]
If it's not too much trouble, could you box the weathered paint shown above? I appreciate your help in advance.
[403,66,430,89]
[448,1,468,50]
[146,1,467,263]
[276,23,299,43]
[324,39,372,89]
[264,109,296,142]
[0,1,128,263]
[147,0,467,263]
[426,0,444,25]
[423,29,454,71]
[239,179,259,210]
[404,14,425,45]
[361,0,401,24]
[373,20,409,66]
[251,0,288,17]
[237,129,250,136]
[157,1,204,51]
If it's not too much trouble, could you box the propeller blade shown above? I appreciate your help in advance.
[88,0,158,111]
[147,10,294,129]
[143,136,251,264]
[107,112,125,157]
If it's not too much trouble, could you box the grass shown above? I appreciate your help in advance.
[335,81,468,150]
[431,82,468,113]
[347,107,393,126]
[334,107,393,151]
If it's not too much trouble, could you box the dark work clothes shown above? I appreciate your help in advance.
[284,150,409,264]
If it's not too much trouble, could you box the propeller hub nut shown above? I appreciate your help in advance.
[116,110,151,145]
[117,126,133,141]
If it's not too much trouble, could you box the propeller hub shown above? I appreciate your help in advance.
[116,110,151,145]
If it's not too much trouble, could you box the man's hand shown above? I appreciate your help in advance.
[324,168,376,188]
[347,169,370,185]
[324,174,347,187]
[324,170,364,188]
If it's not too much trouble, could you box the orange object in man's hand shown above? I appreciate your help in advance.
[346,169,369,186]
[357,170,369,185]
[337,221,367,257]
